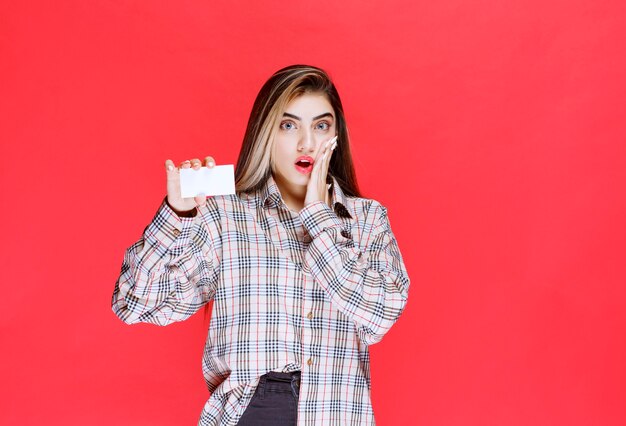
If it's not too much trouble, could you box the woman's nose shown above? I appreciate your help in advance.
[298,130,317,153]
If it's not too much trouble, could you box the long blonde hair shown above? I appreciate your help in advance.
[235,65,361,197]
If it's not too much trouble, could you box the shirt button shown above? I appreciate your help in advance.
[307,358,313,366]
[307,311,313,319]
[172,229,181,237]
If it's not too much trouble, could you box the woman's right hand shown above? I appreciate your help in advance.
[165,156,216,215]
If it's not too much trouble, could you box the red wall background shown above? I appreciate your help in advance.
[1,0,625,424]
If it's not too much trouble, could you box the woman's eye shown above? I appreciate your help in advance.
[315,122,330,131]
[280,121,296,131]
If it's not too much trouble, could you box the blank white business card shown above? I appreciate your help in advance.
[179,165,236,198]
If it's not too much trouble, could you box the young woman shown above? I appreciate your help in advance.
[112,65,410,425]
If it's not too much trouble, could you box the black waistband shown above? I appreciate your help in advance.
[262,371,301,382]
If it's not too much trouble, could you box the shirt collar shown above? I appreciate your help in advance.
[260,175,283,209]
[259,175,351,218]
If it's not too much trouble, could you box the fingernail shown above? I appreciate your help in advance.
[167,165,174,171]
[208,161,215,167]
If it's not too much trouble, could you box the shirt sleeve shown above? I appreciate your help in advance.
[299,200,410,346]
[111,198,222,326]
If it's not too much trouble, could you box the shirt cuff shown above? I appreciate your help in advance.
[299,201,344,239]
[144,198,198,249]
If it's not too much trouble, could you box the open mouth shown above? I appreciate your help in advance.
[295,157,314,174]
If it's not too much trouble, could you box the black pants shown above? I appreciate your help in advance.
[236,371,300,426]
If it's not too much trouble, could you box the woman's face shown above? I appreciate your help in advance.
[272,92,337,195]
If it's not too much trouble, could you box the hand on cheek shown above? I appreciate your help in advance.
[304,136,337,207]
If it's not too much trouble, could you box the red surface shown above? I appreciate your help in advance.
[1,1,625,424]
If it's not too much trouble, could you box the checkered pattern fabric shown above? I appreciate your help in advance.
[112,177,410,425]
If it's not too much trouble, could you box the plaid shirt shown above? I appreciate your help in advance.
[112,177,410,425]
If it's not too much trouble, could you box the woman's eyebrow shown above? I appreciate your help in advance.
[312,112,334,121]
[282,112,301,121]
[282,112,334,121]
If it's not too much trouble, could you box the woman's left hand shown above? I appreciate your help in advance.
[304,136,338,207]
